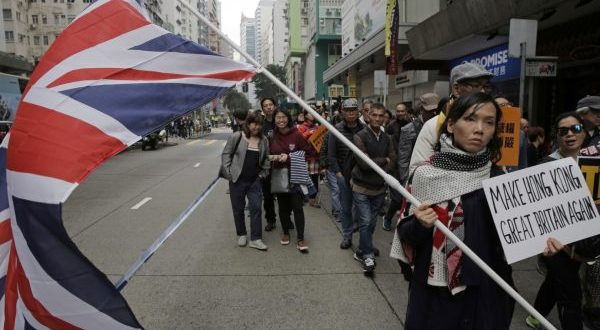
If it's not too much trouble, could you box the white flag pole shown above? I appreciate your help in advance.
[178,2,556,329]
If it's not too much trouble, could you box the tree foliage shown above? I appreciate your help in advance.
[222,88,251,112]
[252,64,287,102]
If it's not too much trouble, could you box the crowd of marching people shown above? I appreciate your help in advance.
[220,62,600,330]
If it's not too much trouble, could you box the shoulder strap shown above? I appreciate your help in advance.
[233,132,242,152]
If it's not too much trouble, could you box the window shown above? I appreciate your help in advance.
[4,31,14,42]
[19,34,25,43]
[42,14,47,24]
[16,11,21,21]
[34,35,40,45]
[54,14,59,24]
[31,14,38,24]
[3,9,12,20]
[43,35,49,45]
[67,15,75,23]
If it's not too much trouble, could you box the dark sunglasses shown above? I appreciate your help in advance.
[557,124,584,137]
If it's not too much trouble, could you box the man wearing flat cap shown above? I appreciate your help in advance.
[408,62,494,174]
[576,95,600,148]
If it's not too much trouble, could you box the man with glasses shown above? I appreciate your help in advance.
[576,95,600,148]
[409,63,494,175]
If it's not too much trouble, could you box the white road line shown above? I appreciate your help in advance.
[193,162,201,168]
[131,197,152,210]
[204,140,216,146]
[186,140,200,146]
[222,141,226,147]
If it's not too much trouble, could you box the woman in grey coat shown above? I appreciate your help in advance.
[221,112,271,250]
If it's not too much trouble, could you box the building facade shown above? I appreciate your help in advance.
[254,0,274,65]
[303,0,343,103]
[323,0,443,109]
[272,0,288,67]
[1,0,90,64]
[406,0,600,130]
[284,0,309,98]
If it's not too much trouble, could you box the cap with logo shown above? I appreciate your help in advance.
[419,93,440,111]
[450,62,494,84]
[342,98,359,110]
[576,95,600,113]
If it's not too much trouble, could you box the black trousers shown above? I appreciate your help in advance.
[276,191,305,241]
[229,178,262,240]
[533,253,582,330]
[261,175,277,224]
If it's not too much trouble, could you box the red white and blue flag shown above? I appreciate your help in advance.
[0,0,255,328]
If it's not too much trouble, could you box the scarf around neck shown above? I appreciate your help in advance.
[393,134,492,294]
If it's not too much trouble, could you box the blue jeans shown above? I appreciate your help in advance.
[352,191,385,258]
[336,175,354,241]
[326,170,341,217]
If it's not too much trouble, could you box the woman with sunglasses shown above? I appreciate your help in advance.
[526,112,587,330]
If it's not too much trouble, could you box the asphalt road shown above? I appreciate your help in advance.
[63,127,569,330]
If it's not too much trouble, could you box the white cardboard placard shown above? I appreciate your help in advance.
[482,157,600,264]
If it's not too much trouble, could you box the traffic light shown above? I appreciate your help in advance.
[242,82,248,93]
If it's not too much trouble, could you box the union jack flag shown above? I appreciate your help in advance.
[0,0,255,328]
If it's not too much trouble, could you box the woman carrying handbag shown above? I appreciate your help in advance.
[220,112,271,251]
[269,108,315,253]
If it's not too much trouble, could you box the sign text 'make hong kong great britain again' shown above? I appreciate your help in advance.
[482,157,600,264]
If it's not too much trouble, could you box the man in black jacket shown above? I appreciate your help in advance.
[351,103,396,273]
[260,97,278,231]
[327,98,364,250]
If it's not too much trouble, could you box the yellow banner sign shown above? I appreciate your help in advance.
[496,106,521,166]
[308,125,328,153]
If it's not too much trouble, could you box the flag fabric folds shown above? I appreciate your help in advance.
[0,0,255,328]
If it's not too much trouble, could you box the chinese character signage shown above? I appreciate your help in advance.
[496,106,521,166]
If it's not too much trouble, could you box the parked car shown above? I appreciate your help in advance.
[141,128,167,150]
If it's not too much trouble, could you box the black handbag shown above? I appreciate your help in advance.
[270,167,290,193]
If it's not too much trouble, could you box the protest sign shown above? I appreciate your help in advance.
[308,125,328,153]
[482,157,600,264]
[579,157,599,205]
[496,106,521,166]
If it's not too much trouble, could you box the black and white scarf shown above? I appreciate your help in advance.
[391,134,492,294]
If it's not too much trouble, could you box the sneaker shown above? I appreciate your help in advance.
[264,223,276,231]
[340,239,352,249]
[249,239,268,251]
[280,234,290,245]
[382,218,392,231]
[237,235,247,247]
[353,253,376,273]
[297,240,309,253]
[363,257,376,273]
[525,315,541,329]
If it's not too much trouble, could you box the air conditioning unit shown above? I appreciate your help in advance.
[301,8,307,15]
[29,23,37,30]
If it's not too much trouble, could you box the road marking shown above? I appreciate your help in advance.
[204,140,216,146]
[186,140,200,146]
[193,162,201,168]
[222,141,226,147]
[131,197,152,210]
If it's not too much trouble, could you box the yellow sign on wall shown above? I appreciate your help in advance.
[496,106,521,167]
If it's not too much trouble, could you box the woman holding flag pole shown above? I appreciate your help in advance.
[395,93,515,329]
